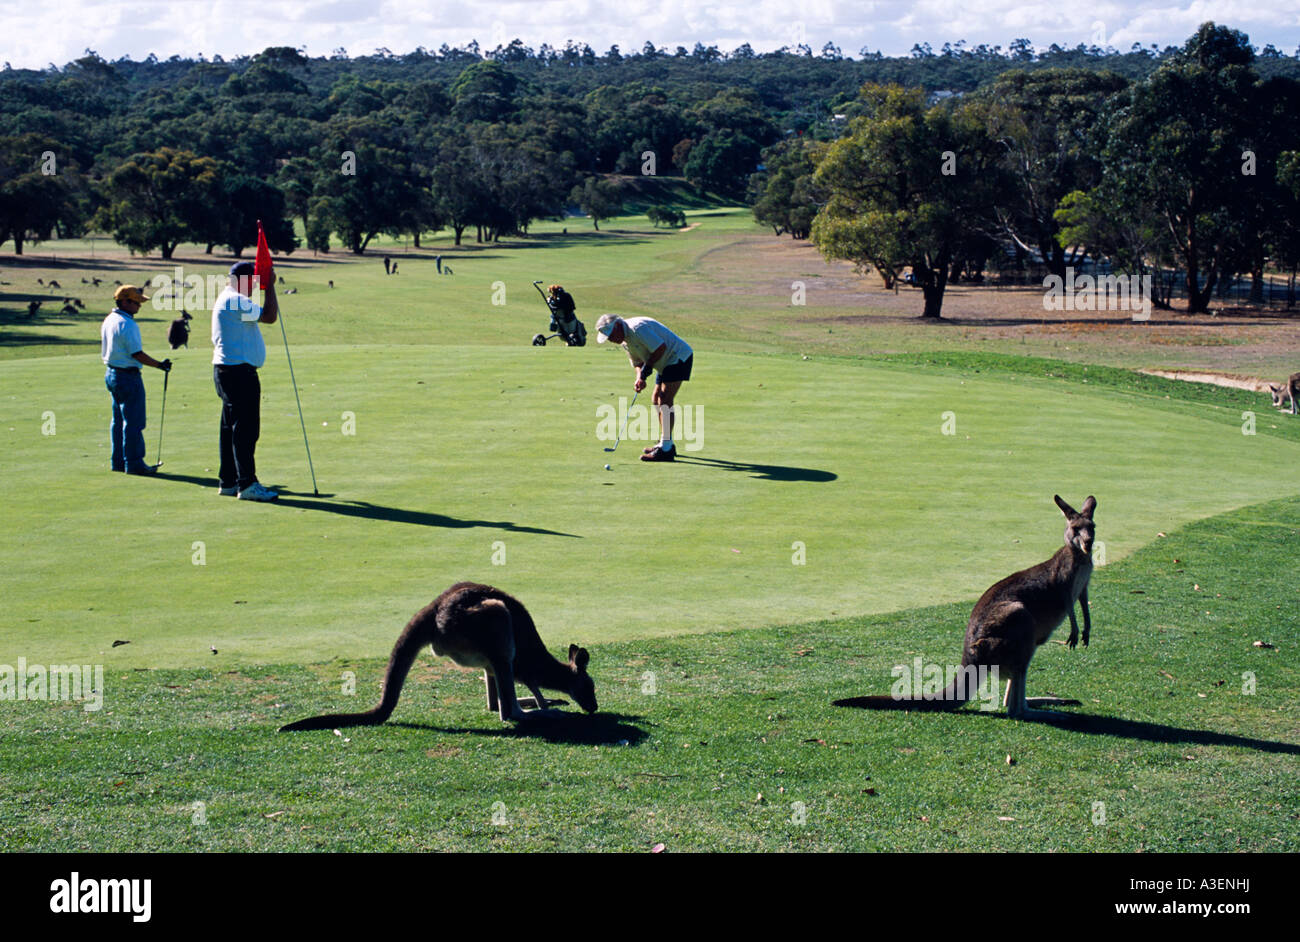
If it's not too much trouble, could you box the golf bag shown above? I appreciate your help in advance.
[531,281,587,347]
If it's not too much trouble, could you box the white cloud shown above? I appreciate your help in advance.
[2,0,1296,68]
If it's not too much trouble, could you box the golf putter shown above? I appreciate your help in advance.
[604,388,639,453]
[155,368,169,467]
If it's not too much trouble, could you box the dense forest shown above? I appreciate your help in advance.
[1,23,1298,316]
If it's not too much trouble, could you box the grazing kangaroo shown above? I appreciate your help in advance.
[1269,372,1299,415]
[280,582,597,731]
[167,311,192,349]
[836,495,1097,720]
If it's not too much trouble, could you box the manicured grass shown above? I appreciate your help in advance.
[2,496,1295,851]
[3,343,1298,668]
[2,208,1297,851]
[0,209,753,362]
[868,351,1300,447]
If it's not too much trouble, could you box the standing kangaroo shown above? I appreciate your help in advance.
[280,582,597,731]
[1268,372,1299,415]
[835,495,1096,720]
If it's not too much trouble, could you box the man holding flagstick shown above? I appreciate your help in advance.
[212,242,279,501]
[257,218,319,497]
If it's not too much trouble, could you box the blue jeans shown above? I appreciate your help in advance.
[105,366,147,471]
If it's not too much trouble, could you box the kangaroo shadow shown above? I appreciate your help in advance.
[389,710,648,746]
[980,708,1300,754]
[674,455,837,482]
[833,698,1300,755]
[154,472,580,538]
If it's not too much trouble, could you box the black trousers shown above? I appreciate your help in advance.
[213,364,261,490]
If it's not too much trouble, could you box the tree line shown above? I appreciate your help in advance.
[1,23,1299,302]
[752,23,1300,316]
[0,48,794,257]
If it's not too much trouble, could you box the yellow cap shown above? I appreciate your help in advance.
[113,285,150,304]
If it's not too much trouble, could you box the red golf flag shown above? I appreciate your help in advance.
[254,219,273,291]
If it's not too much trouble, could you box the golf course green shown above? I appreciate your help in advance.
[2,209,1297,851]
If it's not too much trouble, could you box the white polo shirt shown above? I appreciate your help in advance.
[212,286,266,368]
[101,308,143,368]
[620,317,692,371]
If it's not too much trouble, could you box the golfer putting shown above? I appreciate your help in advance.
[595,314,694,462]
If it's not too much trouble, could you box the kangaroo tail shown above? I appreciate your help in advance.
[279,618,429,732]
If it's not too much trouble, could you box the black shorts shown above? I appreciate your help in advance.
[658,355,693,384]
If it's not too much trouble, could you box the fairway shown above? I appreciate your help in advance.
[2,210,1298,853]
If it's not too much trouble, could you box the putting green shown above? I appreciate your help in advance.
[3,344,1297,668]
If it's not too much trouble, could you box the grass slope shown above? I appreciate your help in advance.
[2,496,1295,852]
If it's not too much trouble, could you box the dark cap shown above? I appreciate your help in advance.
[229,261,255,277]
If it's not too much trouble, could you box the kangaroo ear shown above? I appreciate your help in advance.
[1054,494,1076,517]
[574,647,590,670]
[1081,496,1096,518]
[568,643,579,662]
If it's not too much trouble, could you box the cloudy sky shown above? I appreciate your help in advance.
[6,0,1298,69]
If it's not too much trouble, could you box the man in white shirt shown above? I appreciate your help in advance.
[594,314,694,461]
[212,260,279,501]
[100,285,171,474]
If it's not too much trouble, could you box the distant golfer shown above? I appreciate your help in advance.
[595,314,693,461]
[212,261,279,501]
[101,285,171,474]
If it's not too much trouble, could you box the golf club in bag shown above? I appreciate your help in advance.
[530,281,587,347]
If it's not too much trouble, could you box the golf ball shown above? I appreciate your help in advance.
[604,464,611,470]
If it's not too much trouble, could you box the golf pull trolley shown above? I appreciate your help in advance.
[531,281,587,347]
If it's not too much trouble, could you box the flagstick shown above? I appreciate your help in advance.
[259,219,318,496]
[278,305,318,496]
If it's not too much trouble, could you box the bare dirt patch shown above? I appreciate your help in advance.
[655,231,1300,375]
[1140,369,1274,392]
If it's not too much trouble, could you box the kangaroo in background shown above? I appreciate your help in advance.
[1268,372,1299,415]
[280,582,597,731]
[835,495,1097,720]
[167,311,192,349]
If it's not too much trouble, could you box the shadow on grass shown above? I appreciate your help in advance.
[936,315,1215,329]
[473,231,655,250]
[389,710,648,745]
[833,698,1300,754]
[0,291,102,330]
[673,455,837,482]
[0,329,96,347]
[154,472,580,538]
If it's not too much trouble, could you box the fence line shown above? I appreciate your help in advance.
[985,267,1298,309]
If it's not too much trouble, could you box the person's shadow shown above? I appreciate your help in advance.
[155,472,580,538]
[672,455,837,482]
[833,697,1300,755]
